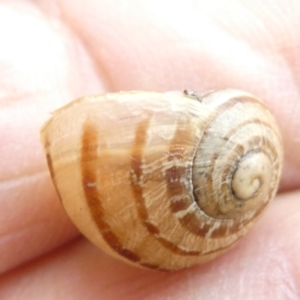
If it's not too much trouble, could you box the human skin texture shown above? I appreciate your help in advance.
[0,0,300,299]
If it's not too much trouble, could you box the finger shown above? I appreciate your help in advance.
[60,0,300,190]
[1,0,299,275]
[0,2,102,273]
[1,191,299,299]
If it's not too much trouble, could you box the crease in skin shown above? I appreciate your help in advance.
[57,3,174,91]
[45,1,114,92]
[65,26,114,92]
[32,0,63,21]
[0,221,80,275]
[0,221,46,252]
[33,0,112,93]
[0,169,50,190]
[197,1,300,57]
[279,160,300,192]
[0,227,39,275]
[0,170,59,237]
[0,88,45,106]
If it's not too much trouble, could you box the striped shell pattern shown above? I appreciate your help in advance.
[41,89,283,271]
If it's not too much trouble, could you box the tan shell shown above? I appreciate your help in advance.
[41,89,283,271]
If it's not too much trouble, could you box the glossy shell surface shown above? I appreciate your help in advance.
[41,89,283,271]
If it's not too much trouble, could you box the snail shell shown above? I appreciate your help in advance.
[41,89,283,271]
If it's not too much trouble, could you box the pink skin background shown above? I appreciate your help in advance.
[0,1,300,299]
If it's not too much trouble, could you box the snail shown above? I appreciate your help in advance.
[41,89,283,271]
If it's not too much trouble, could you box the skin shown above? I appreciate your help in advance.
[0,0,300,299]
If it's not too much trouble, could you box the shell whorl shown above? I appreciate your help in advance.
[190,90,282,238]
[41,89,283,271]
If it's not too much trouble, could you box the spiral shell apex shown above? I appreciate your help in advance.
[41,89,283,271]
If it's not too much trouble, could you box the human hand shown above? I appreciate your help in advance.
[0,1,300,299]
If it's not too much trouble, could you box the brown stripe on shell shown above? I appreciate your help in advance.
[199,95,272,147]
[44,139,55,180]
[130,113,208,256]
[224,118,282,142]
[170,198,191,213]
[178,205,265,239]
[177,194,268,239]
[165,116,194,207]
[44,138,63,202]
[80,118,160,269]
